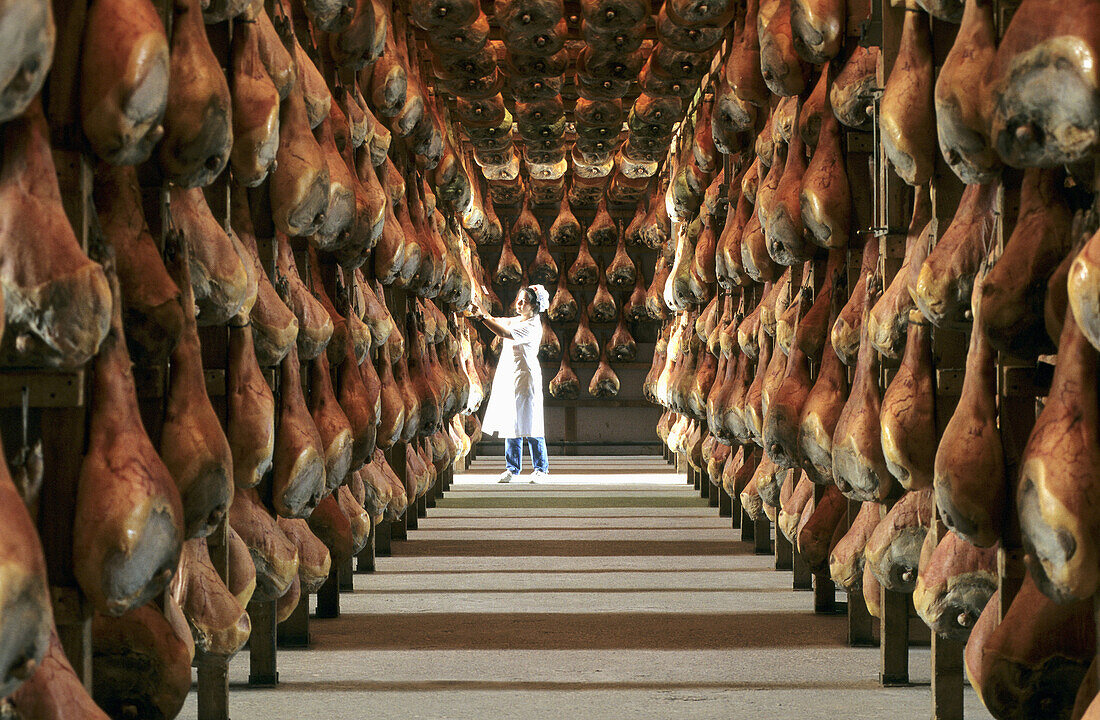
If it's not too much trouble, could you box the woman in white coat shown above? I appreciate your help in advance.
[474,284,550,483]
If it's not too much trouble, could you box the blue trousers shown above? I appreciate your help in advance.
[505,437,549,474]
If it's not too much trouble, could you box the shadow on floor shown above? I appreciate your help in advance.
[390,539,743,557]
[349,586,793,595]
[232,678,883,694]
[309,611,846,651]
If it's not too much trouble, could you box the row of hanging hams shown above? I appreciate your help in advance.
[0,0,495,715]
[647,0,1100,716]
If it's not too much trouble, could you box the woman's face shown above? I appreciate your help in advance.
[514,290,531,315]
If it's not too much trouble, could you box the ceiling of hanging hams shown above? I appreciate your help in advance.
[407,0,730,211]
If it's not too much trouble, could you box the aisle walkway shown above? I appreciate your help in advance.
[182,456,992,720]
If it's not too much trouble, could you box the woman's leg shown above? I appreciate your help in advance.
[527,437,549,473]
[504,438,522,475]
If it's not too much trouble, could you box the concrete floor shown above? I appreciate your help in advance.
[180,456,994,720]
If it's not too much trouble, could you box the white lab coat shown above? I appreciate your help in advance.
[482,314,544,439]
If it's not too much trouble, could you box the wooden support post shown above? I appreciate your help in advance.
[417,492,428,519]
[754,517,772,555]
[692,466,701,491]
[356,517,377,573]
[848,589,876,646]
[880,587,911,685]
[931,634,965,720]
[196,654,230,720]
[315,565,340,619]
[927,503,963,718]
[774,529,793,570]
[792,547,813,590]
[338,557,354,592]
[376,519,393,556]
[247,600,279,687]
[390,446,410,537]
[718,485,732,517]
[390,507,408,541]
[564,406,577,457]
[277,595,310,648]
[741,510,754,541]
[814,573,836,614]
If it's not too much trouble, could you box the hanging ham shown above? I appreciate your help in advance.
[80,0,168,166]
[934,0,1000,184]
[879,5,935,186]
[1017,305,1100,603]
[91,602,192,720]
[913,181,999,329]
[159,0,232,188]
[965,574,1095,720]
[160,231,234,539]
[0,100,111,368]
[880,313,937,492]
[94,163,183,365]
[913,529,997,641]
[74,261,183,616]
[987,0,1100,168]
[0,1,53,125]
[169,186,256,327]
[864,488,934,592]
[229,15,280,187]
[984,168,1071,359]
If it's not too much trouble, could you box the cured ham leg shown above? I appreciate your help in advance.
[272,343,328,518]
[310,351,355,490]
[0,100,111,368]
[170,538,251,658]
[169,186,256,327]
[160,0,232,188]
[829,500,880,589]
[0,430,51,697]
[965,574,1095,720]
[94,163,183,365]
[0,2,53,125]
[227,321,275,489]
[1017,306,1100,603]
[984,168,1071,358]
[880,313,937,491]
[913,181,999,329]
[879,5,935,186]
[74,262,183,616]
[832,277,893,503]
[91,603,192,720]
[864,488,934,591]
[913,530,997,640]
[230,14,280,187]
[277,517,332,593]
[797,483,847,570]
[275,233,333,360]
[1066,212,1100,354]
[0,632,109,719]
[81,0,169,166]
[228,486,298,602]
[988,0,1100,168]
[801,77,850,250]
[868,186,933,359]
[270,73,330,238]
[161,231,234,539]
[231,191,297,366]
[934,0,999,184]
[934,279,1005,548]
[790,0,844,64]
